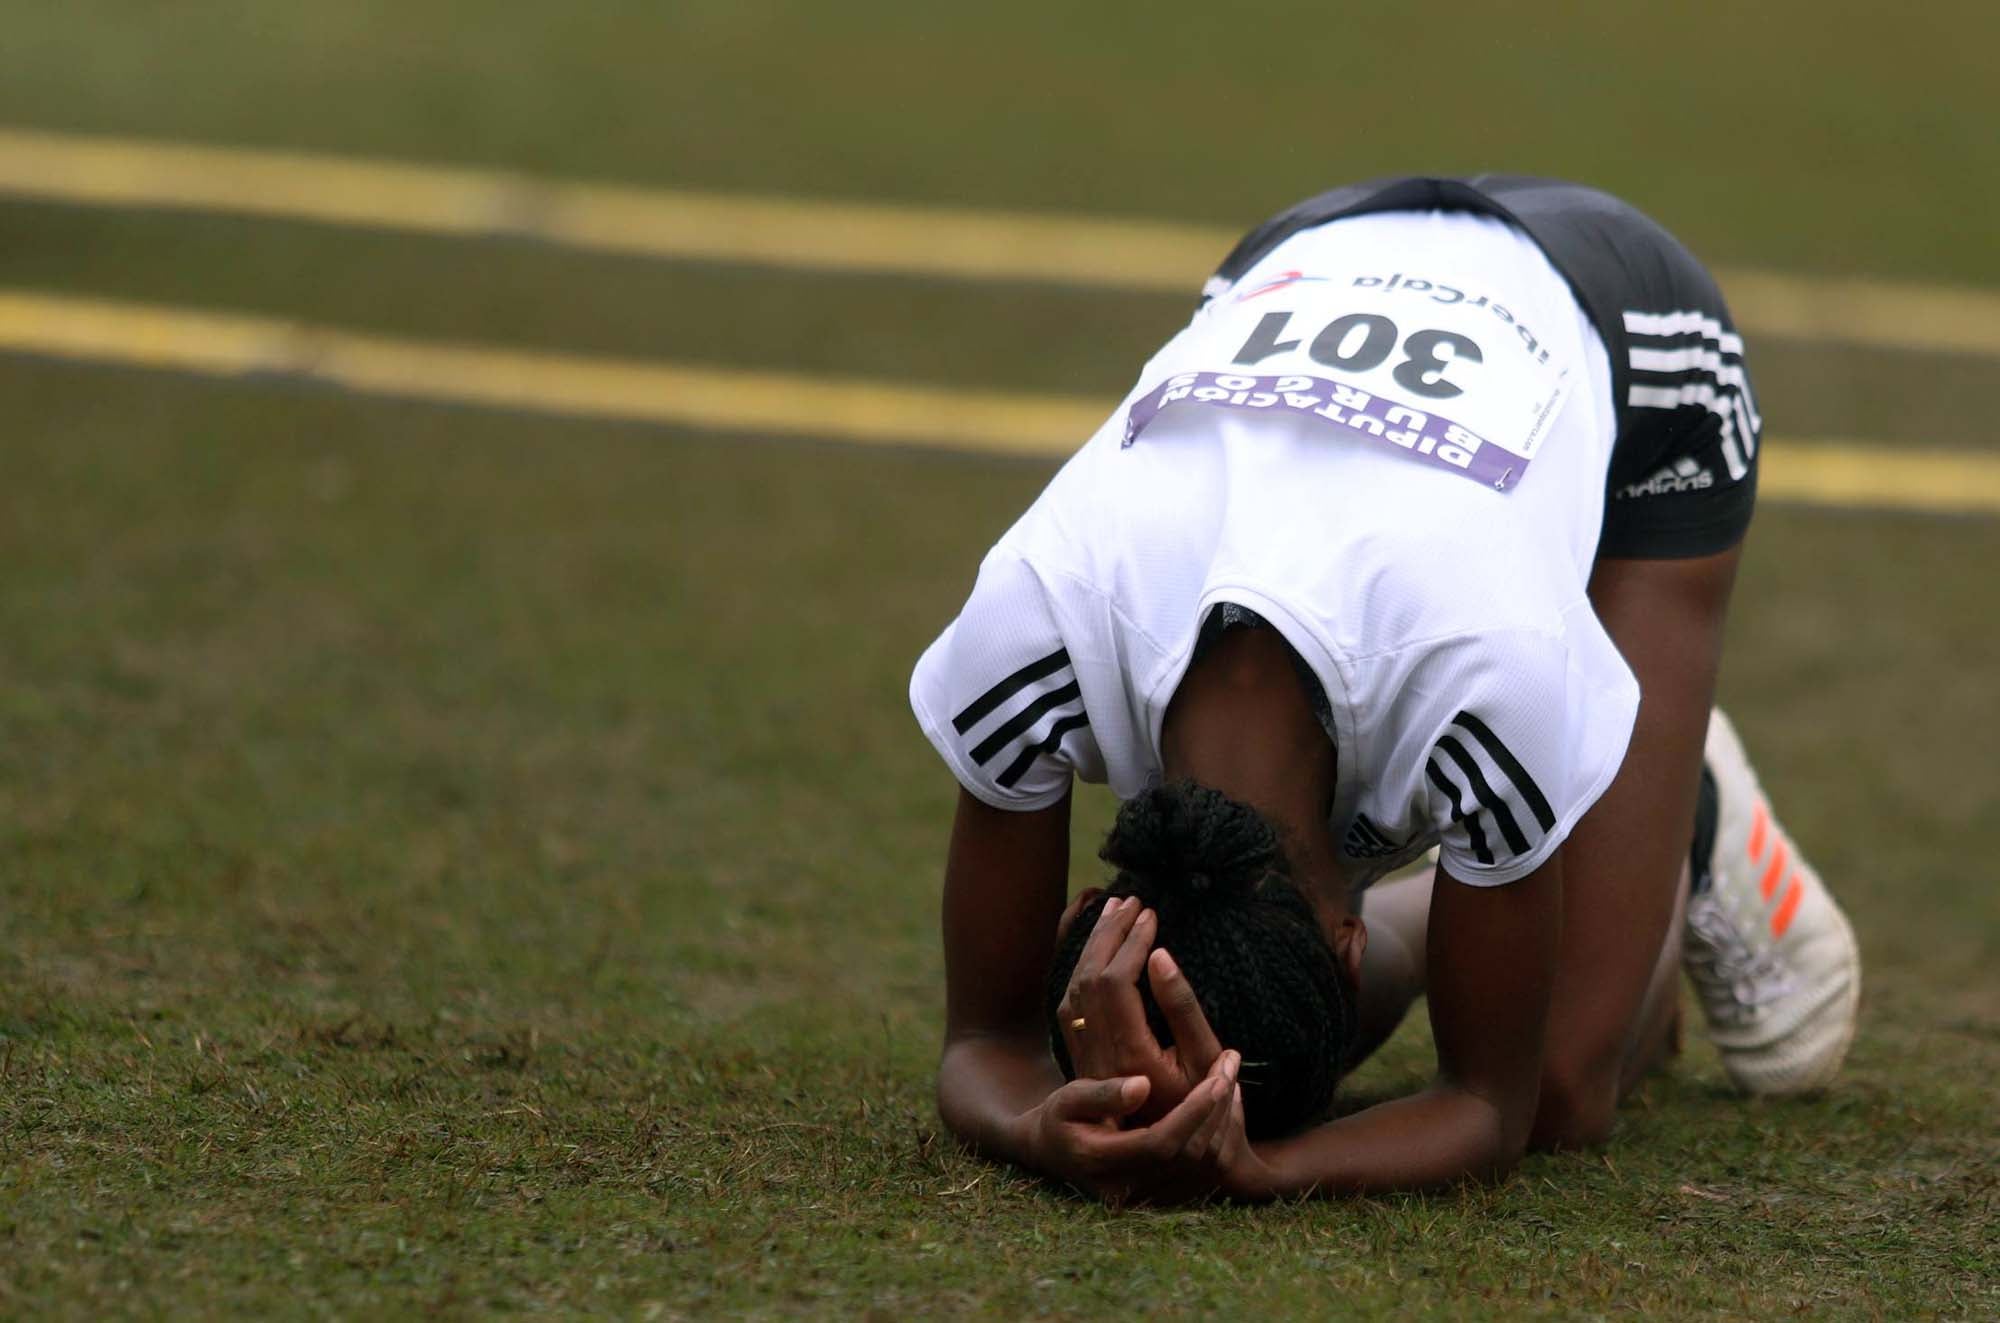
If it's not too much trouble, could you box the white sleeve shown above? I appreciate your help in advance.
[1397,623,1638,886]
[908,552,1089,811]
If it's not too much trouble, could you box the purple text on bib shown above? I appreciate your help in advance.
[1121,371,1524,491]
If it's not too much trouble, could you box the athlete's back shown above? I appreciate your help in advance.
[916,208,1641,887]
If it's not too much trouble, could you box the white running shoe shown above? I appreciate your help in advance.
[1682,709,1861,1095]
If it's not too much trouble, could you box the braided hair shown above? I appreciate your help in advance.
[1044,781,1356,1139]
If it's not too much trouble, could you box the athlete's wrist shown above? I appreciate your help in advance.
[1217,1142,1286,1202]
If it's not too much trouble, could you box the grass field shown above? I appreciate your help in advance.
[2,3,1997,1318]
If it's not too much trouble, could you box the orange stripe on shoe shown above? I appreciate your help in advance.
[1771,876,1805,938]
[1760,838,1790,902]
[1748,802,1770,863]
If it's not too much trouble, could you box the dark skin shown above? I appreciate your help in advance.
[937,547,1740,1200]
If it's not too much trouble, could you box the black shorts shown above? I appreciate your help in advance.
[1209,176,1760,560]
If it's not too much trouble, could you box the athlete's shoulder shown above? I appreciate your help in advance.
[1366,619,1637,886]
[909,551,1079,809]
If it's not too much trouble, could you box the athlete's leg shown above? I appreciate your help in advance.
[1618,859,1687,1096]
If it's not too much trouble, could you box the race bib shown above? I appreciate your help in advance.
[1123,268,1574,492]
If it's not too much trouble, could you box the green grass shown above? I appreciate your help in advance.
[3,366,1995,1317]
[1,1,1997,1317]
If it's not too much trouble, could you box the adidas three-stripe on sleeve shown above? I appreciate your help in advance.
[909,551,1106,812]
[1378,623,1637,887]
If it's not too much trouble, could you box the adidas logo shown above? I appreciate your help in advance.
[1618,456,1715,499]
[1344,813,1404,859]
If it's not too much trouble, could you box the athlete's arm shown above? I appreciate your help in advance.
[936,787,1249,1199]
[936,787,1074,1158]
[1531,545,1741,1148]
[1248,856,1561,1195]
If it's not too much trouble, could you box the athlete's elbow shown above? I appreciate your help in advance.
[1473,1121,1533,1183]
[1449,1088,1536,1184]
[1528,1063,1619,1151]
[1530,1106,1614,1152]
[934,1032,1047,1161]
[934,1039,998,1141]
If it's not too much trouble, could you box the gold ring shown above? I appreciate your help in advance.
[1069,1017,1088,1032]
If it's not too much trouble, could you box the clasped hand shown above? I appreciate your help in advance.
[1024,896,1277,1204]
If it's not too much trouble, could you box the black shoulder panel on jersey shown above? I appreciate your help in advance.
[1209,176,1744,492]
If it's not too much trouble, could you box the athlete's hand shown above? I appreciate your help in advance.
[1019,1053,1250,1205]
[1056,898,1225,1122]
[1177,1063,1283,1204]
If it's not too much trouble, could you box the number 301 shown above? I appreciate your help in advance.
[1232,311,1481,400]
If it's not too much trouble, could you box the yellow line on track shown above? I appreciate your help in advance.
[0,289,1104,460]
[0,126,1224,294]
[0,288,1995,517]
[1,126,1998,361]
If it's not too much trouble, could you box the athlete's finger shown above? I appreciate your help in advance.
[1201,1081,1250,1188]
[1183,1051,1241,1162]
[1174,1051,1239,1164]
[1072,896,1139,983]
[1141,1069,1231,1160]
[1149,947,1224,1073]
[1090,907,1162,1061]
[1065,1070,1223,1161]
[1045,1075,1151,1124]
[1103,906,1157,984]
[1067,900,1149,1077]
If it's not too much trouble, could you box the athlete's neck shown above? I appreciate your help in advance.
[1160,626,1350,912]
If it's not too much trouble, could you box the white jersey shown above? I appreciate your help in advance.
[911,210,1641,887]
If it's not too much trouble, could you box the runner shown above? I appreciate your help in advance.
[911,177,1860,1201]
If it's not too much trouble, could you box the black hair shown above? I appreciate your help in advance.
[1044,781,1355,1139]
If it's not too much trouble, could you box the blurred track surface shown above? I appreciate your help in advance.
[2,287,1997,514]
[2,126,1996,360]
